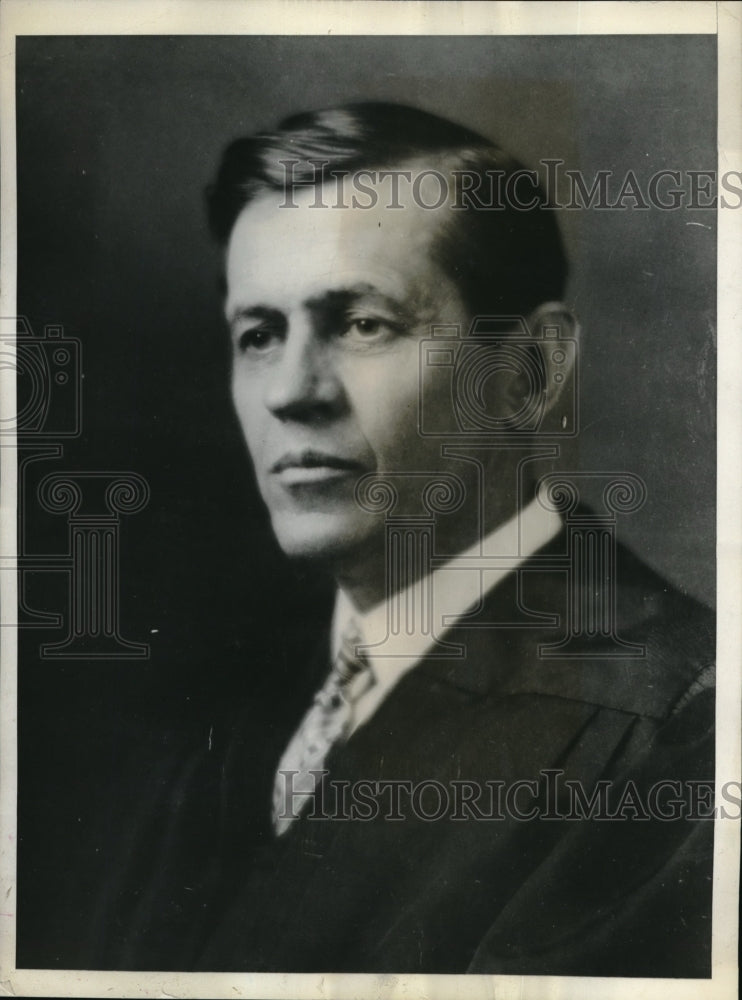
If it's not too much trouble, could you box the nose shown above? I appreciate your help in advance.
[264,314,345,422]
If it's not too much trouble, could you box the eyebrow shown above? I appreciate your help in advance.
[227,305,284,327]
[227,284,414,327]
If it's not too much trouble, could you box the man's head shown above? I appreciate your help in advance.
[207,103,574,587]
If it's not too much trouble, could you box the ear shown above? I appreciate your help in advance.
[527,301,580,418]
[492,303,580,429]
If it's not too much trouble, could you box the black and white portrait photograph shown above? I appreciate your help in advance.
[0,2,739,999]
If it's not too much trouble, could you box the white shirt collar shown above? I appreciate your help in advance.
[331,495,562,733]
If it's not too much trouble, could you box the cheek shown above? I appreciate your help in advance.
[231,382,265,455]
[344,354,425,464]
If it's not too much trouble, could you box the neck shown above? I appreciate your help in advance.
[332,490,525,614]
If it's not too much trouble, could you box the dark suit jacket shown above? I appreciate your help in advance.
[69,527,715,976]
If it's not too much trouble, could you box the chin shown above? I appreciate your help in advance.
[270,510,381,566]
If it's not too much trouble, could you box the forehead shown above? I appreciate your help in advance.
[224,172,455,307]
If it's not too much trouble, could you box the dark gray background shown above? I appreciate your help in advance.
[17,34,716,613]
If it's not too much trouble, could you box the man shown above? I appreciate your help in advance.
[90,103,715,975]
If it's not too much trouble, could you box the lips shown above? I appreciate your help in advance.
[270,449,367,485]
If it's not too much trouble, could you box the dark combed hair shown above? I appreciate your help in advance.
[206,102,568,319]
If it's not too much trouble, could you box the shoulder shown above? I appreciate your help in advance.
[422,533,715,728]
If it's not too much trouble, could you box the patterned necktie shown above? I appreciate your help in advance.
[272,621,374,836]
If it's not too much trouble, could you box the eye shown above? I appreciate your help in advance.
[342,315,402,343]
[235,325,282,354]
[349,317,382,336]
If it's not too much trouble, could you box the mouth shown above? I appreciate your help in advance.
[270,449,367,485]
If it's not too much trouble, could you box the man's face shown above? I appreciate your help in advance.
[225,174,475,567]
